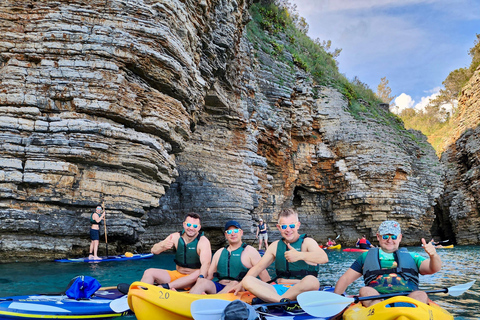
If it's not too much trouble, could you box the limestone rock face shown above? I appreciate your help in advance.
[0,0,251,261]
[145,38,444,248]
[1,0,445,262]
[438,66,480,245]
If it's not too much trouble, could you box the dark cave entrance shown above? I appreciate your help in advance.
[431,204,457,244]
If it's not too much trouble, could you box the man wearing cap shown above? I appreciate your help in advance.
[256,218,269,251]
[189,220,270,294]
[334,220,442,307]
[231,208,328,306]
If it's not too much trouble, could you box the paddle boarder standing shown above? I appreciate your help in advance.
[140,212,212,290]
[189,220,270,294]
[231,208,328,306]
[256,218,269,251]
[89,206,105,260]
[334,220,442,307]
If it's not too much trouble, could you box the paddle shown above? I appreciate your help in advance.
[298,280,476,317]
[191,299,231,320]
[109,296,130,313]
[335,234,340,240]
[102,200,108,256]
[191,298,303,320]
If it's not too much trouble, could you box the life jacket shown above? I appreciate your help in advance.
[90,213,100,225]
[174,230,203,269]
[275,234,319,280]
[358,238,369,249]
[363,247,419,290]
[214,243,249,281]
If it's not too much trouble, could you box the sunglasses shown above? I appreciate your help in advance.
[382,234,398,240]
[280,223,297,230]
[226,229,240,235]
[185,223,198,228]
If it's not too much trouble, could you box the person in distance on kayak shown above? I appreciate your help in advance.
[356,235,375,249]
[231,208,328,304]
[334,220,441,307]
[326,237,337,247]
[89,205,105,260]
[189,220,270,294]
[140,212,212,290]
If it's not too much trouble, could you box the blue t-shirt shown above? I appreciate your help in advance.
[350,249,426,293]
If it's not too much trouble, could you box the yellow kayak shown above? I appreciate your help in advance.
[342,296,454,320]
[437,244,454,249]
[326,244,341,250]
[127,282,254,320]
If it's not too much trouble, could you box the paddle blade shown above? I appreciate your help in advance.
[109,296,130,313]
[191,299,231,320]
[447,280,475,297]
[297,291,354,317]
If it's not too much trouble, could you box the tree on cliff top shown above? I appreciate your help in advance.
[376,77,396,106]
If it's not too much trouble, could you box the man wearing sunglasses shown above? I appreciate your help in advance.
[189,220,270,294]
[140,212,212,290]
[334,220,442,307]
[230,208,328,305]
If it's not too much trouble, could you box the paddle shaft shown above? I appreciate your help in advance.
[253,300,299,309]
[355,288,448,302]
[102,200,108,256]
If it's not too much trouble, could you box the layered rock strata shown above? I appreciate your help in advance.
[438,66,480,244]
[1,0,445,261]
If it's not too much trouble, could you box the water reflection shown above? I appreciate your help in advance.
[0,246,478,319]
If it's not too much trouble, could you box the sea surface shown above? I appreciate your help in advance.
[0,245,479,319]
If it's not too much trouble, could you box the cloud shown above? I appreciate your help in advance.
[413,90,440,112]
[293,0,480,103]
[391,88,456,116]
[391,93,415,114]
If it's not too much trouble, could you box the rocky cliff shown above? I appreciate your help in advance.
[0,0,445,262]
[437,66,480,245]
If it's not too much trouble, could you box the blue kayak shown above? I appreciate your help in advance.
[0,288,131,320]
[55,253,153,263]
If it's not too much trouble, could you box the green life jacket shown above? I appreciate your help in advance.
[275,234,319,279]
[363,247,419,290]
[90,213,100,225]
[174,230,203,269]
[214,243,249,281]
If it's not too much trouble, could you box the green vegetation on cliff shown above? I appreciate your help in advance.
[245,0,413,140]
[399,34,480,155]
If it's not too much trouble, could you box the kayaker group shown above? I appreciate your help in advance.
[121,208,443,309]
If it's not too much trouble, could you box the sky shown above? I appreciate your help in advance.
[292,0,480,113]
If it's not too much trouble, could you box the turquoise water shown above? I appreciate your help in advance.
[0,246,478,319]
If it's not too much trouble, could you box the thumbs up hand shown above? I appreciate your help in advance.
[284,243,301,263]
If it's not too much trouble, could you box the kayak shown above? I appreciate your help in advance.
[326,244,341,250]
[0,287,130,320]
[437,244,454,249]
[342,296,454,320]
[343,248,368,252]
[55,253,153,263]
[128,281,255,320]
